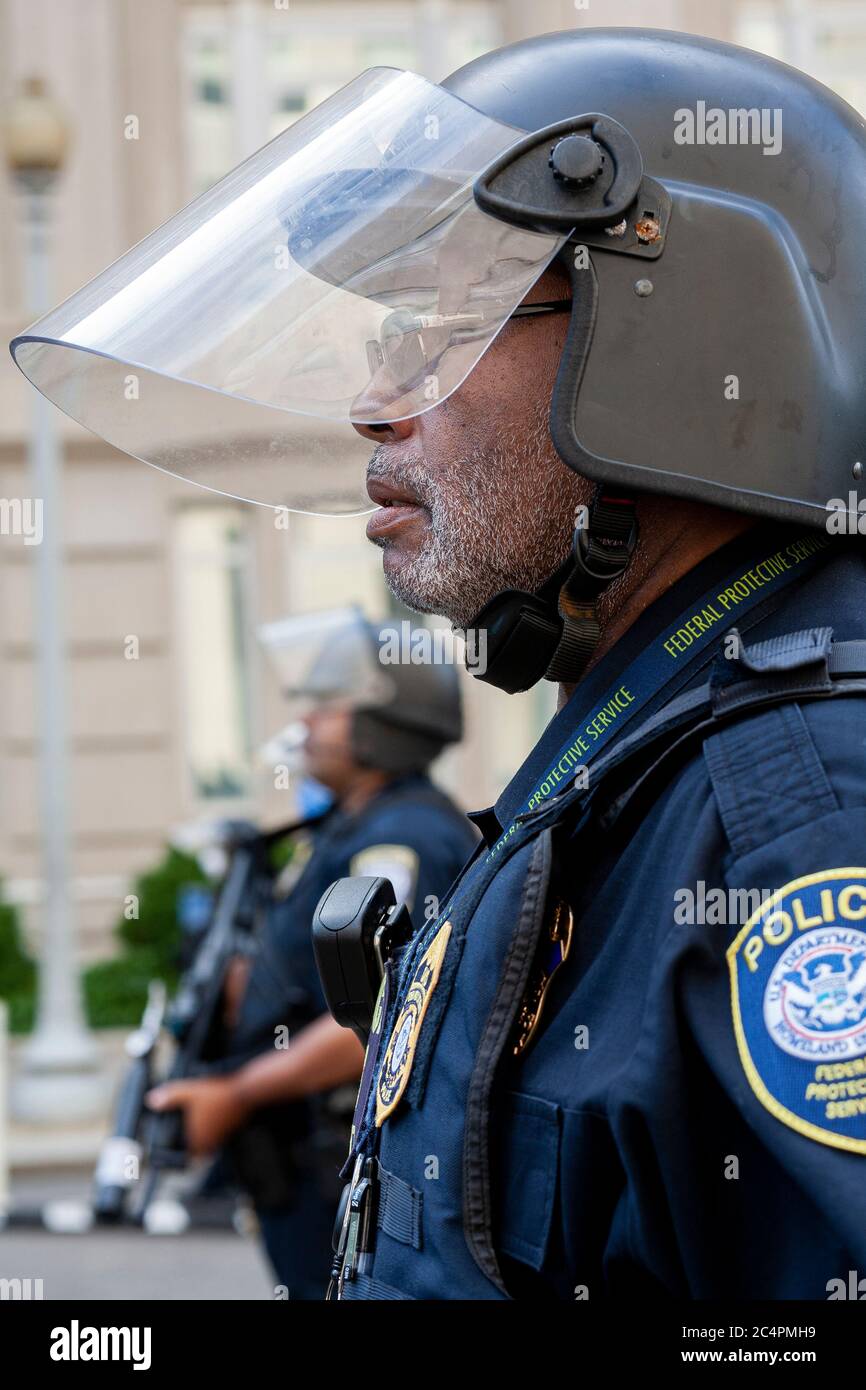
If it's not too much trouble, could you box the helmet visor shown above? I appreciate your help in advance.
[10,67,566,513]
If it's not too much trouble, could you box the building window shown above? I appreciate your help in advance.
[182,2,502,192]
[183,23,234,194]
[175,506,255,803]
[735,1,866,114]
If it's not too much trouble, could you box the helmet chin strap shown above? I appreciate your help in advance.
[463,488,638,694]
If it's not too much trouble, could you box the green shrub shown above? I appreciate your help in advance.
[83,846,209,1027]
[83,947,166,1030]
[0,892,37,1034]
[0,848,210,1033]
[117,846,208,964]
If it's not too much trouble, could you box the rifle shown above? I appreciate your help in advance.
[92,819,280,1225]
[91,977,167,1222]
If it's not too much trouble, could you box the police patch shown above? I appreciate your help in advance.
[727,869,866,1154]
[349,844,419,913]
[376,920,452,1127]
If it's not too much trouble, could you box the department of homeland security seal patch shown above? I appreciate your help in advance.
[727,869,866,1153]
[376,920,452,1127]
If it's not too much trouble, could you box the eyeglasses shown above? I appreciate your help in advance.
[509,300,572,320]
[365,298,572,385]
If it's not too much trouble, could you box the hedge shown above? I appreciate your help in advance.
[0,848,208,1033]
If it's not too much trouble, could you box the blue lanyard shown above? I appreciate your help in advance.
[486,530,830,858]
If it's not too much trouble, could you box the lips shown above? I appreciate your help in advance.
[366,477,421,508]
[366,476,427,541]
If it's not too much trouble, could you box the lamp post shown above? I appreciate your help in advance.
[4,78,103,1120]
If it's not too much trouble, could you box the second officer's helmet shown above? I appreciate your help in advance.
[259,608,463,776]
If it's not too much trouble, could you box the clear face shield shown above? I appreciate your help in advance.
[10,69,567,513]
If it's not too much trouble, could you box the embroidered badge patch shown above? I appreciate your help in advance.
[375,920,452,1127]
[727,868,866,1153]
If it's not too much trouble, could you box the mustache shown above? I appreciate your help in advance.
[366,447,437,508]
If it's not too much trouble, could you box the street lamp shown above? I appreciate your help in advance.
[4,77,104,1120]
[4,77,69,187]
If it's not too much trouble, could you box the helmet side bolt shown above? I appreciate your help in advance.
[634,279,654,297]
[853,461,863,480]
[548,134,605,188]
[635,214,661,244]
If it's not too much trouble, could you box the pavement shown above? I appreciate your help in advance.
[0,1032,306,1300]
[1,1171,276,1300]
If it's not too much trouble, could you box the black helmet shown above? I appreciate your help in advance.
[445,28,866,528]
[434,28,866,691]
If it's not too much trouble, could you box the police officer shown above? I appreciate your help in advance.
[147,610,477,1298]
[13,26,866,1300]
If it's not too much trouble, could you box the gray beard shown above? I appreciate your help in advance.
[367,417,583,628]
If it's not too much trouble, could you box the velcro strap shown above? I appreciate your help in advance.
[711,626,833,714]
[572,491,638,595]
[544,494,637,684]
[830,639,866,675]
[546,595,599,682]
[343,1272,415,1300]
[376,1163,423,1249]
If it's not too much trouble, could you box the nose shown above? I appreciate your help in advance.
[351,417,415,444]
